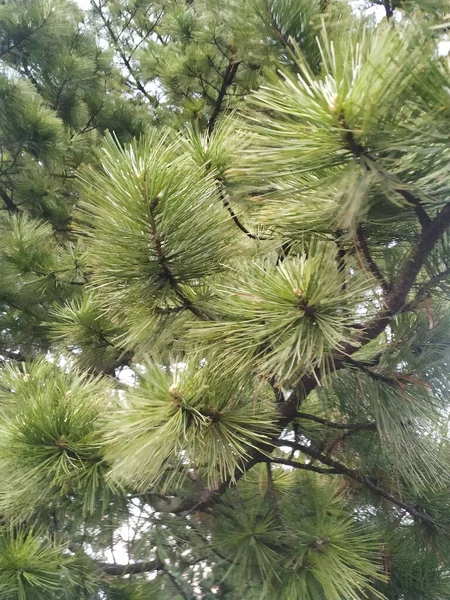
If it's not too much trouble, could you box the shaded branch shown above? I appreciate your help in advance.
[395,188,432,229]
[148,196,207,320]
[263,0,297,57]
[161,564,190,600]
[207,58,240,135]
[355,225,389,293]
[270,456,339,474]
[357,203,450,345]
[383,0,394,19]
[0,183,19,213]
[412,266,450,294]
[0,350,26,362]
[91,0,159,106]
[340,117,431,228]
[344,357,398,386]
[219,187,267,241]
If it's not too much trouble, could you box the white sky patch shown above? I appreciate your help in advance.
[76,0,91,9]
[439,40,450,56]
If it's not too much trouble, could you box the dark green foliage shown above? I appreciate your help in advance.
[0,0,450,599]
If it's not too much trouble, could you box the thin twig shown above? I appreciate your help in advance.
[277,440,437,528]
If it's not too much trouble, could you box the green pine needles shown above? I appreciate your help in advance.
[192,240,371,382]
[105,361,275,490]
[78,131,235,348]
[0,528,84,600]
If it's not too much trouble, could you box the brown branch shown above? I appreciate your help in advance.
[395,188,432,229]
[357,203,450,345]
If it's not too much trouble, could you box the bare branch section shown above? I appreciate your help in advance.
[219,186,267,241]
[358,203,450,344]
[98,558,163,575]
[270,456,339,474]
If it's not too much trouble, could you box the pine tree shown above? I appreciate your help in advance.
[0,0,450,598]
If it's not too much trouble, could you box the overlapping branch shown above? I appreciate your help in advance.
[168,201,450,516]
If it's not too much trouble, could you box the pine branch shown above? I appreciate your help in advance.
[0,13,51,58]
[277,440,438,528]
[414,266,450,291]
[21,58,42,91]
[355,226,389,293]
[148,196,207,320]
[395,188,432,229]
[262,0,296,57]
[296,412,376,431]
[265,461,284,525]
[344,358,398,386]
[161,564,190,600]
[98,558,163,575]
